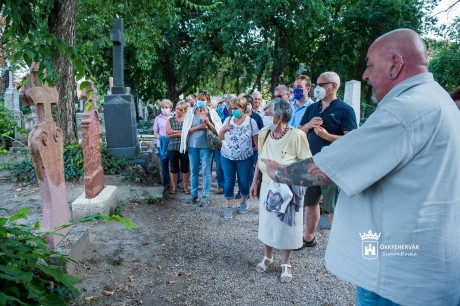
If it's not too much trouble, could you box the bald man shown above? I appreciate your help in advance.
[263,29,460,305]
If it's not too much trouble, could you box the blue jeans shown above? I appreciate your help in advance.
[220,155,252,200]
[213,150,225,189]
[188,147,213,197]
[356,287,400,306]
[157,147,170,185]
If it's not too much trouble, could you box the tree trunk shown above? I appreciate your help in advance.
[48,0,77,146]
[270,30,289,96]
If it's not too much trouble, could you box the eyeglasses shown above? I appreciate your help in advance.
[230,107,240,110]
[317,82,334,87]
[199,90,209,96]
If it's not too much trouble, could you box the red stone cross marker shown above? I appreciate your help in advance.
[22,63,71,248]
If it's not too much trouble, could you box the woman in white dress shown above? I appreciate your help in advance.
[250,98,312,283]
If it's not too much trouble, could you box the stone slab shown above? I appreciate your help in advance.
[71,185,118,222]
[54,224,89,275]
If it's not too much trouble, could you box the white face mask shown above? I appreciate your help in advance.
[268,116,280,131]
[314,86,326,100]
[161,108,171,116]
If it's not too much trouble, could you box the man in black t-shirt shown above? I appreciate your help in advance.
[296,71,357,250]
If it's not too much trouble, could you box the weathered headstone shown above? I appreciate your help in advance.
[344,80,361,126]
[81,82,105,198]
[138,97,144,119]
[72,81,118,221]
[20,63,71,248]
[3,66,21,126]
[103,18,140,158]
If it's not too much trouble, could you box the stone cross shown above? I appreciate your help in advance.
[80,81,105,198]
[344,80,361,126]
[21,63,71,248]
[110,19,125,93]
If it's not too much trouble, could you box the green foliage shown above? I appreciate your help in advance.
[10,158,37,184]
[137,120,153,135]
[0,101,19,153]
[100,144,129,175]
[0,206,136,305]
[63,144,84,182]
[428,18,460,92]
[9,143,131,184]
[0,207,80,305]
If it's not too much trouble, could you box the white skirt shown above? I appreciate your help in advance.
[257,184,303,250]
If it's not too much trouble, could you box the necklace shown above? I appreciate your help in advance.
[270,125,291,140]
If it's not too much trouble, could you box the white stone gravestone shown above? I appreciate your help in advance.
[344,80,361,126]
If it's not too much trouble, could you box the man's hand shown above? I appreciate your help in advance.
[299,116,323,133]
[261,158,284,183]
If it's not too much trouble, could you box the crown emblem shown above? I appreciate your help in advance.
[359,230,381,240]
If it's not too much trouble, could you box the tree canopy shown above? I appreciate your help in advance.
[1,0,459,142]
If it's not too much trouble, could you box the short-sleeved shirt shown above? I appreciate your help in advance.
[251,112,264,130]
[167,116,182,151]
[299,98,357,155]
[187,115,208,148]
[314,73,460,305]
[153,114,172,147]
[289,98,314,128]
[221,116,259,160]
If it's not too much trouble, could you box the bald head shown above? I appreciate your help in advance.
[363,28,429,102]
[371,28,428,75]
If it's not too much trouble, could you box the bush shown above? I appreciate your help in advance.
[0,207,80,305]
[137,119,153,135]
[9,143,140,185]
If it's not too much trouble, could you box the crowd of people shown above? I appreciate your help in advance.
[152,29,460,304]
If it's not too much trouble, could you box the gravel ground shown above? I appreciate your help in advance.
[0,172,355,305]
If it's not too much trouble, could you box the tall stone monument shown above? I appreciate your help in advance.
[72,81,118,221]
[20,63,71,248]
[104,18,139,158]
[344,80,361,126]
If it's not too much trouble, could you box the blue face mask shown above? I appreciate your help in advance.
[232,109,242,118]
[293,88,304,100]
[197,101,206,109]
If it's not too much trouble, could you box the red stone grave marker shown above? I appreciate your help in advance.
[22,63,71,248]
[80,81,105,198]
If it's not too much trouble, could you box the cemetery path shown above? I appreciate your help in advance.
[0,175,355,306]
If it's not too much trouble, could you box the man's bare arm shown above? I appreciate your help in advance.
[261,157,332,187]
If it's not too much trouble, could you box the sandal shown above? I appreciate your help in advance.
[169,189,177,195]
[256,256,273,273]
[183,188,191,194]
[280,264,292,283]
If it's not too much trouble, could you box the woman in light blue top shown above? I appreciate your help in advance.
[180,92,222,207]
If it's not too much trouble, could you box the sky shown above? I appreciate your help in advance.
[428,0,460,39]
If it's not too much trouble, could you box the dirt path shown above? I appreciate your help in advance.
[0,175,354,305]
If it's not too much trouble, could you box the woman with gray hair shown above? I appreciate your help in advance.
[250,98,312,283]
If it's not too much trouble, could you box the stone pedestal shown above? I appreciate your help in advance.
[344,80,361,126]
[71,185,118,221]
